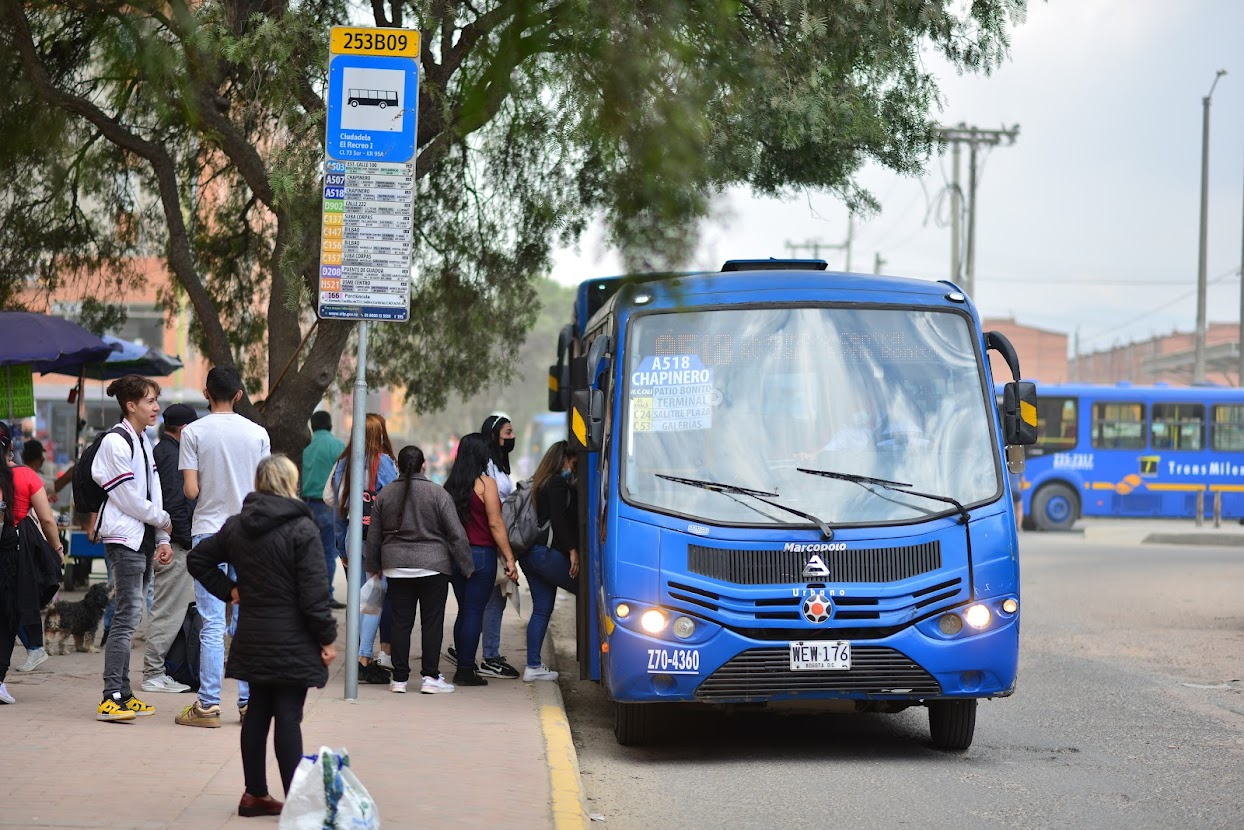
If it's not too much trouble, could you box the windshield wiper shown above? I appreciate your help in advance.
[656,474,834,539]
[796,467,969,525]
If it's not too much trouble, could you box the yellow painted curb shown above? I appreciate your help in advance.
[531,680,589,830]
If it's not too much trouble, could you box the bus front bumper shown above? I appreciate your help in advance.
[602,611,1019,706]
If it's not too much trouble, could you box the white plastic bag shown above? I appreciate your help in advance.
[359,575,385,616]
[279,746,380,830]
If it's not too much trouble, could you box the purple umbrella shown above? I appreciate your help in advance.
[0,312,117,370]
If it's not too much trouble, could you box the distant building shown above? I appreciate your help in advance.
[1069,322,1239,387]
[982,317,1069,384]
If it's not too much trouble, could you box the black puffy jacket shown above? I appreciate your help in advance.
[189,492,338,688]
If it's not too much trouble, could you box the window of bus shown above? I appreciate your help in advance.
[1211,404,1244,451]
[1091,402,1146,450]
[1150,402,1204,451]
[1035,396,1077,453]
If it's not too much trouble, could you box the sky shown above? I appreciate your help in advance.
[548,0,1244,357]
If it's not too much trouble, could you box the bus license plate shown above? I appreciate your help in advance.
[789,641,851,671]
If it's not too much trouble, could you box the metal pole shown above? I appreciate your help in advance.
[1238,139,1244,388]
[951,136,962,282]
[343,320,369,699]
[965,129,979,299]
[1196,70,1227,384]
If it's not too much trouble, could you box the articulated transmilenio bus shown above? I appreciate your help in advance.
[546,259,1037,749]
[1018,382,1244,531]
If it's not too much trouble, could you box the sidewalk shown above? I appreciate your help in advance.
[0,578,588,830]
[1066,516,1244,547]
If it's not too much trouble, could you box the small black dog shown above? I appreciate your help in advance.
[44,582,112,654]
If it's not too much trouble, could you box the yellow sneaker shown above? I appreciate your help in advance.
[121,694,155,717]
[97,696,138,722]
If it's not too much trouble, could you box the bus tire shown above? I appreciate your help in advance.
[928,699,976,751]
[1032,483,1078,531]
[614,702,655,746]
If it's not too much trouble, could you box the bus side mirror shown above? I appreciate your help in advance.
[1002,381,1038,446]
[570,389,604,453]
[548,364,569,412]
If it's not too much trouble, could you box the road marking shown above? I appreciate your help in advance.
[532,680,589,829]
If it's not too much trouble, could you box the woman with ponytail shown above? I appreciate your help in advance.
[365,446,473,694]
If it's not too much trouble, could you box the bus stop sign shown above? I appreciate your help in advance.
[319,27,420,322]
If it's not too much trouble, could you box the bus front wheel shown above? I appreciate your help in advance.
[614,702,656,746]
[928,699,976,751]
[1032,483,1078,531]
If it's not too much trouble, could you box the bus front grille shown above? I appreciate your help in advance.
[686,541,941,585]
[694,646,941,701]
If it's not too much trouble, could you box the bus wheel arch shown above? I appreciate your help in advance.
[928,698,977,751]
[1032,482,1079,531]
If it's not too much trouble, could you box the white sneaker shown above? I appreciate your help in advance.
[420,674,455,694]
[389,680,407,694]
[523,665,559,682]
[16,648,48,673]
[0,683,14,704]
[376,652,394,670]
[141,675,192,694]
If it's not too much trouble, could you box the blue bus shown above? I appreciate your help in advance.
[548,259,1037,749]
[1018,382,1244,531]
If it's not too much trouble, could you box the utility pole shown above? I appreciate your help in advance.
[1195,70,1227,384]
[950,139,962,281]
[873,252,886,275]
[1238,130,1244,387]
[934,124,1020,298]
[786,215,854,270]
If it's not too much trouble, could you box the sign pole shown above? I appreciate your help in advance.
[343,320,369,699]
[319,25,419,699]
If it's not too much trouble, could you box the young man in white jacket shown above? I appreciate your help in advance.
[91,375,173,722]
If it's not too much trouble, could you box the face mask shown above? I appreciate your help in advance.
[500,437,516,453]
[561,469,573,482]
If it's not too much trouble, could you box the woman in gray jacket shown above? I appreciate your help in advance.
[366,446,474,694]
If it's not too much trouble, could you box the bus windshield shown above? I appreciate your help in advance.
[621,305,1001,526]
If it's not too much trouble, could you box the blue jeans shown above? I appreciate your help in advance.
[192,533,249,708]
[450,546,498,670]
[306,500,337,599]
[102,553,155,631]
[102,537,154,697]
[518,545,576,669]
[482,585,504,661]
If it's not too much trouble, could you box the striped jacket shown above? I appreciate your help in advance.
[91,419,171,551]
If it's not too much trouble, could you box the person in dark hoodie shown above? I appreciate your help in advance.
[189,454,337,819]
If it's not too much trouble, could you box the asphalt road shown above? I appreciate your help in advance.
[552,522,1244,829]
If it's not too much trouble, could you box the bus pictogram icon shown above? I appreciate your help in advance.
[347,88,398,109]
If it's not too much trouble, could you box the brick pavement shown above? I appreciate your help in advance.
[0,586,585,830]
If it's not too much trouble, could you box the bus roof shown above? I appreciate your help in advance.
[1020,382,1244,401]
[574,267,966,334]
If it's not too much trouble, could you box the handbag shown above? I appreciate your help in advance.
[16,514,62,608]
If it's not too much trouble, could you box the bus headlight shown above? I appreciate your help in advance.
[640,609,668,634]
[938,613,963,635]
[672,616,696,639]
[964,604,992,629]
[615,603,631,619]
[1001,598,1018,615]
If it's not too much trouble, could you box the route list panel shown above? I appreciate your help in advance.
[318,159,414,321]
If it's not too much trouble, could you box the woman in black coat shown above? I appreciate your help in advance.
[189,454,338,819]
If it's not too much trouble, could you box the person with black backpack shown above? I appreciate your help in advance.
[141,403,198,694]
[89,375,174,722]
[518,441,580,683]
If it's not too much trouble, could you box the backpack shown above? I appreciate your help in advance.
[501,478,549,555]
[73,426,134,515]
[164,602,202,691]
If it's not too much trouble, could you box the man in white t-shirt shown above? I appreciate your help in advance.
[175,366,271,728]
